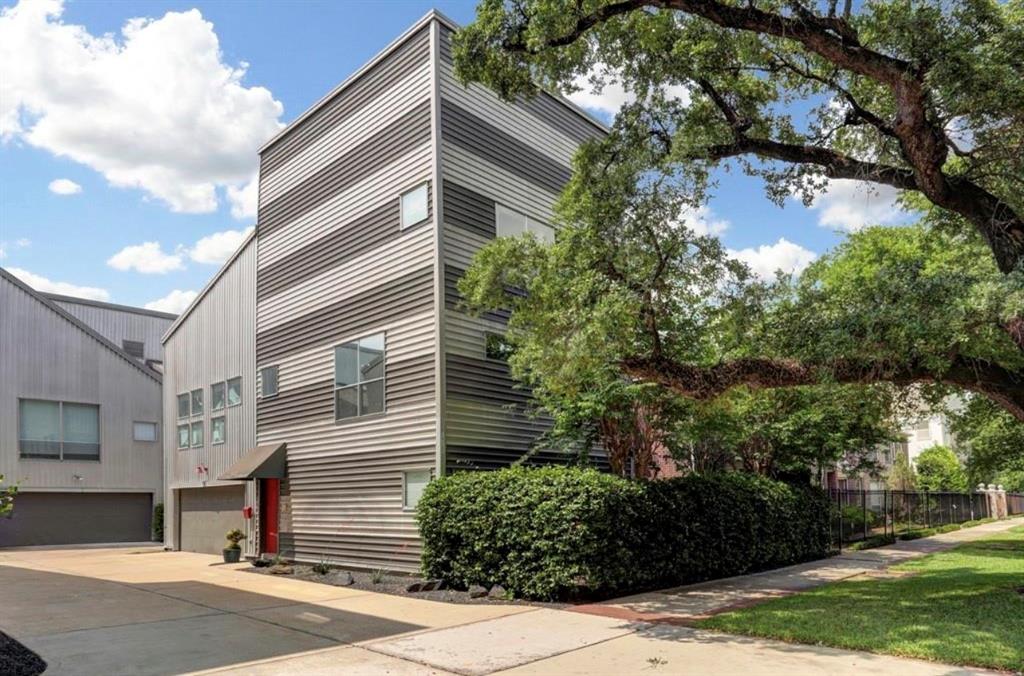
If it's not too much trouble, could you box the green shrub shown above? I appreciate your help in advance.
[847,534,896,551]
[838,504,878,531]
[152,502,164,542]
[418,467,830,600]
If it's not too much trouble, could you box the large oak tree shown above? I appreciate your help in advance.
[454,0,1024,419]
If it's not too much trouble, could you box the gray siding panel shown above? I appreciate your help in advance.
[443,181,495,238]
[441,98,572,195]
[257,381,334,430]
[387,354,435,409]
[260,100,432,236]
[261,26,431,174]
[446,354,529,405]
[257,266,434,364]
[47,299,174,364]
[444,264,510,323]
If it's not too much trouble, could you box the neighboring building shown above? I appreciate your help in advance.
[163,11,606,570]
[0,269,171,546]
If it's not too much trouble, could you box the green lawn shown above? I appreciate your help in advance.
[697,526,1024,671]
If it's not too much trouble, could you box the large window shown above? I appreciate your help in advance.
[211,417,226,445]
[227,376,243,406]
[334,333,385,421]
[260,367,278,398]
[133,421,157,442]
[496,204,554,243]
[401,183,428,229]
[211,382,226,411]
[19,399,100,461]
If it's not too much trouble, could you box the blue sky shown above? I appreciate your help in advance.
[0,0,905,312]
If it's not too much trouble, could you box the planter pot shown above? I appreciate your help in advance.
[223,548,242,563]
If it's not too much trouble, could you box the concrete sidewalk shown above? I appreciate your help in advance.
[2,521,1016,675]
[569,516,1024,626]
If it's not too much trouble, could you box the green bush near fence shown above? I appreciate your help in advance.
[152,502,164,542]
[417,467,831,600]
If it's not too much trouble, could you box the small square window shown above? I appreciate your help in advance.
[133,421,157,442]
[227,377,242,406]
[403,469,431,510]
[122,340,145,360]
[260,367,279,398]
[211,417,226,445]
[401,183,429,229]
[211,382,226,411]
[191,389,204,416]
[177,424,189,450]
[190,422,204,448]
[177,393,190,419]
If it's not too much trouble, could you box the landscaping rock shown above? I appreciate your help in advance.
[337,571,355,586]
[469,584,489,598]
[406,580,426,592]
[488,585,507,599]
[407,578,445,592]
[268,564,293,575]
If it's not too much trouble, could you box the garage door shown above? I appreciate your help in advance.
[0,492,152,547]
[178,485,245,554]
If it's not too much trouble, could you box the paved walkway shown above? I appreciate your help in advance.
[1,519,1017,676]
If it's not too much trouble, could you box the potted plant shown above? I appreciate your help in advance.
[223,528,245,563]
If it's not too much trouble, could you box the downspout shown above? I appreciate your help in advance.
[429,17,447,479]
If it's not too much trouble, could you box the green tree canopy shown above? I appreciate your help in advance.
[914,444,968,492]
[950,396,1024,490]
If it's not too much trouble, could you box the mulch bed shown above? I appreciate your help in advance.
[243,562,565,608]
[1,631,46,676]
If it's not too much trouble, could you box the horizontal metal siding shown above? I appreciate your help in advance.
[443,181,495,239]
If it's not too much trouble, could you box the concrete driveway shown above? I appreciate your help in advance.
[0,545,996,675]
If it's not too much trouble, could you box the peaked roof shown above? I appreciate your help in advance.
[44,292,178,321]
[0,267,163,383]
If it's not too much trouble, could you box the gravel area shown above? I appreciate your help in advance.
[1,631,46,676]
[243,562,565,607]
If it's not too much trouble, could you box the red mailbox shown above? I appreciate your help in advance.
[242,506,254,519]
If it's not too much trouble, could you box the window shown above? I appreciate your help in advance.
[227,377,242,407]
[403,469,431,509]
[260,367,279,398]
[496,204,554,243]
[133,421,157,442]
[177,424,190,450]
[485,332,514,362]
[334,333,385,420]
[190,389,204,416]
[211,417,226,445]
[19,399,100,461]
[401,183,428,229]
[211,382,226,411]
[122,340,145,360]
[177,393,190,419]
[190,422,204,448]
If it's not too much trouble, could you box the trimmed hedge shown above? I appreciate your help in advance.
[418,467,831,600]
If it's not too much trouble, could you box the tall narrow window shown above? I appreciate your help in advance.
[177,424,189,450]
[403,469,431,509]
[211,417,226,445]
[190,422,204,448]
[211,382,226,411]
[191,389,203,416]
[227,377,242,406]
[334,333,385,420]
[401,183,428,229]
[177,393,190,419]
[260,367,278,398]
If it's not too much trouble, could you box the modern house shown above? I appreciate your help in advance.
[162,11,606,570]
[0,269,171,546]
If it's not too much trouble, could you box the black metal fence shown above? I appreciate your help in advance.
[829,489,1024,547]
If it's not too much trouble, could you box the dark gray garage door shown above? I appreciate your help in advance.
[0,492,152,547]
[178,485,245,554]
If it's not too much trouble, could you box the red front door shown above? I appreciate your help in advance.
[260,478,280,554]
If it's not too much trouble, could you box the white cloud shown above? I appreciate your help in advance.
[0,0,282,215]
[0,237,30,259]
[566,64,690,117]
[677,205,730,237]
[189,226,253,265]
[729,238,817,280]
[7,266,110,300]
[807,179,903,232]
[107,241,184,274]
[144,289,196,314]
[48,178,81,195]
[226,174,259,220]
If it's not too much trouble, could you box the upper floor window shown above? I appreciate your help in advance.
[122,340,145,360]
[190,421,204,448]
[260,366,279,398]
[211,416,226,445]
[401,183,429,229]
[485,332,514,362]
[227,377,243,407]
[19,399,100,461]
[190,389,204,416]
[177,424,189,450]
[177,393,190,419]
[334,333,385,421]
[133,421,157,442]
[496,204,554,243]
[211,382,226,411]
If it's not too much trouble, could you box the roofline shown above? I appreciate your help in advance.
[1,267,163,383]
[259,9,607,156]
[43,292,178,321]
[162,227,257,344]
